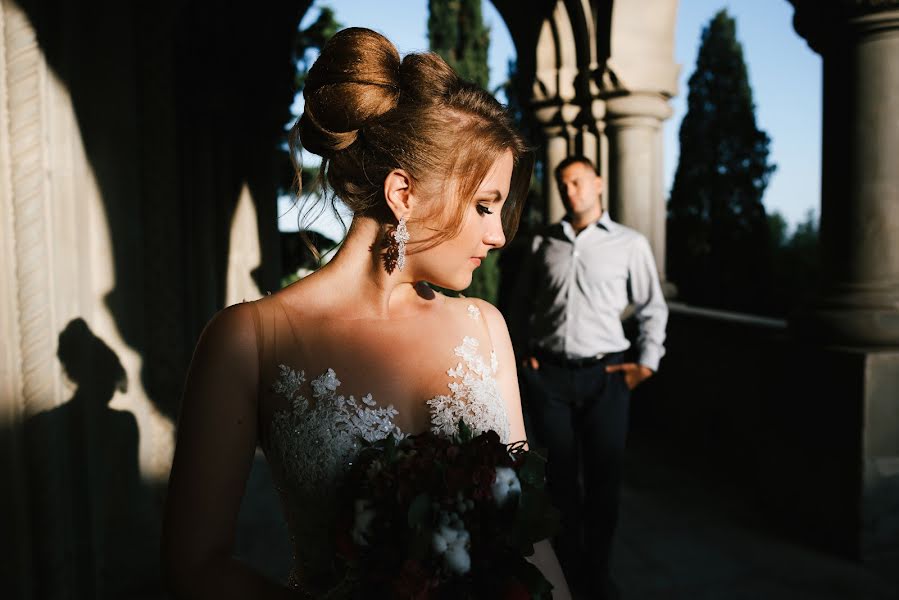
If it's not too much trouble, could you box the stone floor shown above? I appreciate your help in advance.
[611,437,899,600]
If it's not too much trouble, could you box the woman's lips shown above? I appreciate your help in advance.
[470,257,482,267]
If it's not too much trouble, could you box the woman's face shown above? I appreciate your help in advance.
[410,150,514,291]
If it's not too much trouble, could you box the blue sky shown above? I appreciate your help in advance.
[283,1,821,236]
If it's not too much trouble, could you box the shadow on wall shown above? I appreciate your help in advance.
[25,319,161,598]
[13,0,306,421]
[8,0,310,591]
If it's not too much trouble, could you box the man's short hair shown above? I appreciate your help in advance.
[554,155,599,180]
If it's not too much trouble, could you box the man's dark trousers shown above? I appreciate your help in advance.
[522,351,630,596]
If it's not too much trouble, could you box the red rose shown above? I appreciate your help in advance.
[391,559,431,599]
[445,466,468,495]
[501,579,532,600]
[472,465,496,499]
[335,529,357,560]
[334,509,358,560]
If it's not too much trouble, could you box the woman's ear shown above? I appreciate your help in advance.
[384,169,416,221]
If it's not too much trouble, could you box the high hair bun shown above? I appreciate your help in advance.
[299,28,401,158]
[397,52,458,105]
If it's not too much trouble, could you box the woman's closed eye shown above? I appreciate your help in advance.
[476,203,494,216]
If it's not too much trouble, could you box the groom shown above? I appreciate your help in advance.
[513,155,668,599]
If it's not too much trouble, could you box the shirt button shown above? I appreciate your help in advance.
[573,250,580,258]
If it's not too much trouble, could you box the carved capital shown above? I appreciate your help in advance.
[605,93,673,126]
[841,0,899,13]
[790,0,899,53]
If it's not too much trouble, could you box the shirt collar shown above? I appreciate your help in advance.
[561,210,613,239]
[597,210,613,231]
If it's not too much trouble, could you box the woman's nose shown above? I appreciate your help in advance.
[485,221,506,248]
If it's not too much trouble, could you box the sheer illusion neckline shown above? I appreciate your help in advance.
[269,331,504,440]
[264,302,509,444]
[257,301,511,594]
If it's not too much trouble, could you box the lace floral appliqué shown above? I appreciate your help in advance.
[427,336,510,443]
[269,366,404,496]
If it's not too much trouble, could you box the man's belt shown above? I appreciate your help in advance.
[533,349,614,369]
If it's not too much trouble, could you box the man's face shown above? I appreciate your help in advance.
[557,161,602,221]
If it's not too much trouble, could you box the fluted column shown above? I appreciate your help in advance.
[1,2,57,596]
[792,1,899,346]
[605,93,673,285]
[534,102,577,224]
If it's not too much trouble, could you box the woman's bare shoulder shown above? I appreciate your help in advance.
[190,302,262,376]
[199,301,258,348]
[449,295,507,332]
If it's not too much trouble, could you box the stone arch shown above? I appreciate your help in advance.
[492,0,677,283]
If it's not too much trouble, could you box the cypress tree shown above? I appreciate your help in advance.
[428,0,490,88]
[293,7,342,93]
[428,0,498,303]
[667,9,776,312]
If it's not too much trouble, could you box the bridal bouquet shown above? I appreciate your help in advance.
[333,420,559,599]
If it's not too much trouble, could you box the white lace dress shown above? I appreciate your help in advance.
[263,305,511,595]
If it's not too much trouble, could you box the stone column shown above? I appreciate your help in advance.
[605,93,673,285]
[1,2,57,596]
[792,1,899,347]
[789,0,899,559]
[575,99,609,210]
[534,102,578,224]
[533,97,609,226]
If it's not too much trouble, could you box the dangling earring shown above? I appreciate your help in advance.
[395,215,410,271]
[384,215,410,274]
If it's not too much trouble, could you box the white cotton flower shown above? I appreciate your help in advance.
[492,466,522,506]
[431,517,471,574]
[432,530,449,554]
[439,523,460,544]
[351,499,376,546]
[444,542,471,574]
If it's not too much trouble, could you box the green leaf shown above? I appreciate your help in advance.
[517,451,547,487]
[408,524,432,561]
[457,418,473,443]
[383,434,397,462]
[407,492,431,530]
[513,482,560,548]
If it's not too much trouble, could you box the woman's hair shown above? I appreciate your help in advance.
[290,27,533,251]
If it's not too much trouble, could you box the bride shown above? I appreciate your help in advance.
[161,27,570,599]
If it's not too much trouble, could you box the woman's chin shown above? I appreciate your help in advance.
[429,274,472,293]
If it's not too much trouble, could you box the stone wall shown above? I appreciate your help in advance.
[0,1,306,597]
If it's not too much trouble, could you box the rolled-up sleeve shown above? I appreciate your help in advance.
[627,236,668,371]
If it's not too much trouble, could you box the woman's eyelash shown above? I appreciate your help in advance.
[476,204,494,215]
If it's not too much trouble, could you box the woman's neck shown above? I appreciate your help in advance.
[309,216,432,319]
